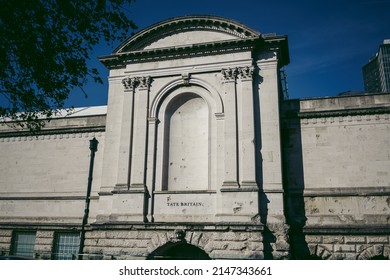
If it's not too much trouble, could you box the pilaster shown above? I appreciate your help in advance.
[129,76,152,190]
[256,58,283,192]
[146,117,159,222]
[105,76,152,223]
[115,77,137,190]
[221,68,239,188]
[237,66,258,188]
[216,67,259,223]
[256,55,289,256]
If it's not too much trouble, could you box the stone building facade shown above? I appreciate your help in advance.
[0,16,389,260]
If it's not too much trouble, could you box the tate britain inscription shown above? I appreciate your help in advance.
[153,193,213,221]
[167,202,204,207]
[167,197,204,207]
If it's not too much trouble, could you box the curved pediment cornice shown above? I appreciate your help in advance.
[99,15,289,68]
[114,15,261,54]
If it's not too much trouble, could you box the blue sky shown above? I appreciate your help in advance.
[65,0,390,107]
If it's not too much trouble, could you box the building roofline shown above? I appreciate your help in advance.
[113,15,262,54]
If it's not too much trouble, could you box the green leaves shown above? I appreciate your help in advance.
[0,0,137,131]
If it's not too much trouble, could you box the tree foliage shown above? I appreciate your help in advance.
[0,0,137,130]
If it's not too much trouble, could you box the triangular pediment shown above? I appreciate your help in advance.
[114,15,261,53]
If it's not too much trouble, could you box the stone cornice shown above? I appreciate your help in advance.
[283,106,390,119]
[0,126,105,139]
[286,186,390,197]
[298,106,390,118]
[90,222,264,232]
[302,226,390,235]
[100,15,289,68]
[0,222,82,230]
[0,195,99,200]
[100,38,260,69]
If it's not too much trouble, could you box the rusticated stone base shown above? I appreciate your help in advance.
[2,224,390,259]
[34,230,54,260]
[290,227,390,260]
[0,229,12,255]
[80,223,293,260]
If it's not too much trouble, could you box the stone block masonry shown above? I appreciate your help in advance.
[0,230,12,255]
[303,234,390,259]
[81,225,285,260]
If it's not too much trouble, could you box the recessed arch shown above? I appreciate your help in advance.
[153,82,220,192]
[357,245,390,260]
[149,77,223,119]
[307,244,332,260]
[162,92,209,191]
[147,241,211,260]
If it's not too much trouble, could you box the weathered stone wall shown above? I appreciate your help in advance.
[0,114,106,225]
[282,94,390,226]
[282,93,390,259]
[34,230,54,260]
[0,229,12,255]
[82,226,281,260]
[304,234,390,260]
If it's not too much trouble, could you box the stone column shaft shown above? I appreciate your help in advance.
[238,66,257,187]
[221,68,239,187]
[115,78,136,189]
[146,117,158,222]
[130,76,151,189]
[256,60,283,191]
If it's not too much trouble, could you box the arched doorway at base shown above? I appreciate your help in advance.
[147,241,211,260]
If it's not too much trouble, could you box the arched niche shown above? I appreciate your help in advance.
[162,93,209,191]
[154,84,219,192]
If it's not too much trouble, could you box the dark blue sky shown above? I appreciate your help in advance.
[65,0,390,108]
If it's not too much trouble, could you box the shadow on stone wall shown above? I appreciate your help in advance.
[281,100,312,259]
[258,192,276,259]
[254,72,277,259]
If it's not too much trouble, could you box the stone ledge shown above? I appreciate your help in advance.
[90,222,264,232]
[287,186,390,197]
[0,195,97,201]
[0,223,81,230]
[0,126,105,139]
[154,190,217,194]
[303,226,390,235]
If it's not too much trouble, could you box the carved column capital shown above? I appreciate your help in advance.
[122,76,152,90]
[138,76,152,89]
[237,66,255,80]
[221,67,238,82]
[122,77,138,90]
